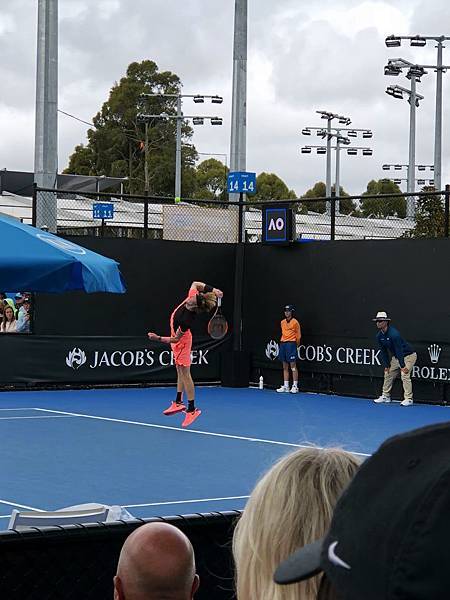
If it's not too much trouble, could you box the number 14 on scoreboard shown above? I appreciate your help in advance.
[227,171,257,194]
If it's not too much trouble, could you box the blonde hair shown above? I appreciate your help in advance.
[232,447,360,600]
[198,291,217,313]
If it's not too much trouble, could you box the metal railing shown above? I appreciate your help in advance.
[2,185,447,242]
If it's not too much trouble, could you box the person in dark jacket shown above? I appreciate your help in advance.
[372,311,417,406]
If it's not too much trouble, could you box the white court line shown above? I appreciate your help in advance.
[0,499,43,511]
[0,416,74,421]
[33,408,370,457]
[0,408,37,411]
[124,495,250,508]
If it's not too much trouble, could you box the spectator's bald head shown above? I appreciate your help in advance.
[114,522,199,600]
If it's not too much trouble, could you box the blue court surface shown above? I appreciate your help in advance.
[0,386,449,528]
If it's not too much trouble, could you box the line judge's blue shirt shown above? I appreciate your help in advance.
[376,325,414,368]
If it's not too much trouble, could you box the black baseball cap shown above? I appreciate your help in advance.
[274,422,450,599]
[284,305,295,312]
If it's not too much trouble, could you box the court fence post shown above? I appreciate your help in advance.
[445,184,450,238]
[143,191,149,239]
[32,183,37,227]
[233,191,245,352]
[330,191,336,241]
[238,191,244,242]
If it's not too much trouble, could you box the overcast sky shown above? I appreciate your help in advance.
[1,0,450,195]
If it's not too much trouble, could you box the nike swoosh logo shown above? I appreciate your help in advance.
[328,541,351,570]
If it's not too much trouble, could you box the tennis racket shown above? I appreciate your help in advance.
[207,297,228,340]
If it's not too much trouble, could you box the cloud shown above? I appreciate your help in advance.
[1,0,449,195]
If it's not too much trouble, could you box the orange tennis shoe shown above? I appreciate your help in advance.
[163,401,186,415]
[182,408,202,427]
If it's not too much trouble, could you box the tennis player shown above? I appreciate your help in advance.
[148,281,223,427]
[277,305,301,393]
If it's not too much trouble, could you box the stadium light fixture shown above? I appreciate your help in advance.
[382,164,390,170]
[347,148,357,156]
[136,91,224,203]
[410,35,427,47]
[383,37,450,192]
[362,130,373,139]
[407,65,426,81]
[362,148,373,156]
[385,64,402,76]
[385,35,402,47]
[347,130,357,137]
[386,86,404,99]
[303,110,353,215]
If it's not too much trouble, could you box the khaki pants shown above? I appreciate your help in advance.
[382,353,417,401]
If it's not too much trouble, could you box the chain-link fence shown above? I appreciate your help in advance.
[0,511,240,600]
[29,186,450,242]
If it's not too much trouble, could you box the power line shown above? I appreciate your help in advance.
[58,109,93,127]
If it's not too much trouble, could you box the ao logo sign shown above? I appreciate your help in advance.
[264,207,289,243]
[268,217,285,230]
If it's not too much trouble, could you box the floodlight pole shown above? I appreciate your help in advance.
[434,40,443,192]
[35,0,58,232]
[326,118,332,202]
[335,135,341,206]
[407,75,417,218]
[139,92,223,203]
[229,0,247,204]
[386,35,450,192]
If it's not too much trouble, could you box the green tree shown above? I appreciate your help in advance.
[360,179,405,218]
[405,187,446,237]
[194,158,229,201]
[65,144,96,176]
[300,182,356,214]
[64,60,197,197]
[250,172,297,202]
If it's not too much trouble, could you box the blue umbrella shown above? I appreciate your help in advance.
[0,213,126,293]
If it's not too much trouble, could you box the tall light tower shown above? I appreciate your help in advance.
[229,0,247,200]
[385,34,450,191]
[384,60,429,218]
[139,93,223,202]
[35,0,58,232]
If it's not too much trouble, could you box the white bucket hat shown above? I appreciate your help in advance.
[373,311,391,322]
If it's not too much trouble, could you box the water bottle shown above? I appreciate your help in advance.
[259,375,264,390]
